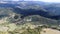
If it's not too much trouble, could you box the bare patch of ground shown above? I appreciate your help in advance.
[41,28,60,34]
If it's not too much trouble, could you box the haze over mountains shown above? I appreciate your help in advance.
[0,1,60,20]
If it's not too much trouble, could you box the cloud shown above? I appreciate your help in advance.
[24,0,60,3]
[0,0,22,1]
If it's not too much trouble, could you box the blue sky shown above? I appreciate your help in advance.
[24,0,60,2]
[0,0,22,1]
[1,0,60,3]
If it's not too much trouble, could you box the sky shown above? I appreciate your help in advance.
[1,0,60,3]
[24,0,60,2]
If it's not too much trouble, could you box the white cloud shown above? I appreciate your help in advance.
[12,0,19,1]
[39,0,60,2]
[24,0,60,2]
[1,0,60,2]
[0,0,21,1]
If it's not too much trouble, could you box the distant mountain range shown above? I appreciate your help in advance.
[0,1,60,20]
